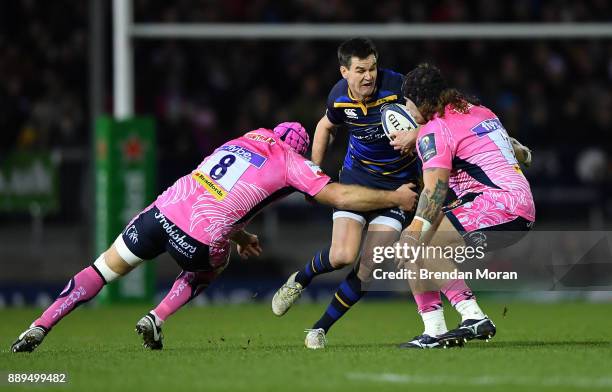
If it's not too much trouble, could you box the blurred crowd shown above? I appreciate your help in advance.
[0,1,88,154]
[1,0,611,222]
[133,0,612,23]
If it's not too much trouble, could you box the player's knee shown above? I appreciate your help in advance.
[93,237,145,282]
[112,236,145,268]
[329,247,358,268]
[93,253,123,283]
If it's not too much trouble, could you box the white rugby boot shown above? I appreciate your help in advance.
[304,328,327,349]
[271,272,304,316]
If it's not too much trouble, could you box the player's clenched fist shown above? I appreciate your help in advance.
[234,231,263,260]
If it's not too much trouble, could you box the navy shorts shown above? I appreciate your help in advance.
[333,166,418,231]
[122,206,215,272]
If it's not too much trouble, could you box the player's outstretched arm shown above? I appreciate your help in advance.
[510,137,532,167]
[313,182,417,212]
[311,115,338,165]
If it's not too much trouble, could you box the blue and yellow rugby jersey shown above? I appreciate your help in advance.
[325,68,421,185]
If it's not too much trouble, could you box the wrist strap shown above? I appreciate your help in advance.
[413,216,432,237]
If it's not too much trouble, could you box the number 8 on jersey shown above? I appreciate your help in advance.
[194,145,267,201]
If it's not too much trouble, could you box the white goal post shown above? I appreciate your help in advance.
[113,0,612,119]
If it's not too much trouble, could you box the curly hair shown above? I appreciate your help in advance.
[402,63,480,121]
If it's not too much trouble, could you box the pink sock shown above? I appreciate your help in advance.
[34,266,105,330]
[153,270,216,322]
[441,279,475,306]
[413,291,442,313]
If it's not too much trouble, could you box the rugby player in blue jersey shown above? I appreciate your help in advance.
[272,38,421,348]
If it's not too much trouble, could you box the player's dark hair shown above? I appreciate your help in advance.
[402,63,480,121]
[337,38,378,68]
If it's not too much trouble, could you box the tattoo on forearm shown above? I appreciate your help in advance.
[415,178,448,222]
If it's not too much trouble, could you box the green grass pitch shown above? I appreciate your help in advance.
[1,300,612,392]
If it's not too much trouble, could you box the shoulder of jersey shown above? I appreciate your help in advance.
[327,78,348,103]
[380,68,403,78]
[377,68,406,100]
[243,129,279,147]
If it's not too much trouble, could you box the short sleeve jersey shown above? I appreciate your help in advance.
[416,104,535,221]
[154,129,331,248]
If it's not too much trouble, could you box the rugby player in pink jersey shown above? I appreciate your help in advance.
[389,64,535,348]
[11,122,417,353]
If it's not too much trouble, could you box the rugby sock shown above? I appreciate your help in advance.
[454,299,486,321]
[33,266,105,330]
[441,279,485,321]
[294,248,339,288]
[414,291,446,336]
[413,291,443,313]
[441,279,475,306]
[421,308,448,336]
[152,271,213,322]
[312,269,364,333]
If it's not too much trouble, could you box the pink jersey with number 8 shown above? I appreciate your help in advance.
[154,128,330,257]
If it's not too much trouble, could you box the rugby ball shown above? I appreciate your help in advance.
[381,103,419,141]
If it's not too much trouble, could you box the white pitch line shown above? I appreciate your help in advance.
[346,372,612,389]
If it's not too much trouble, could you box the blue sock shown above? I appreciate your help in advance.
[312,269,365,333]
[295,248,337,288]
